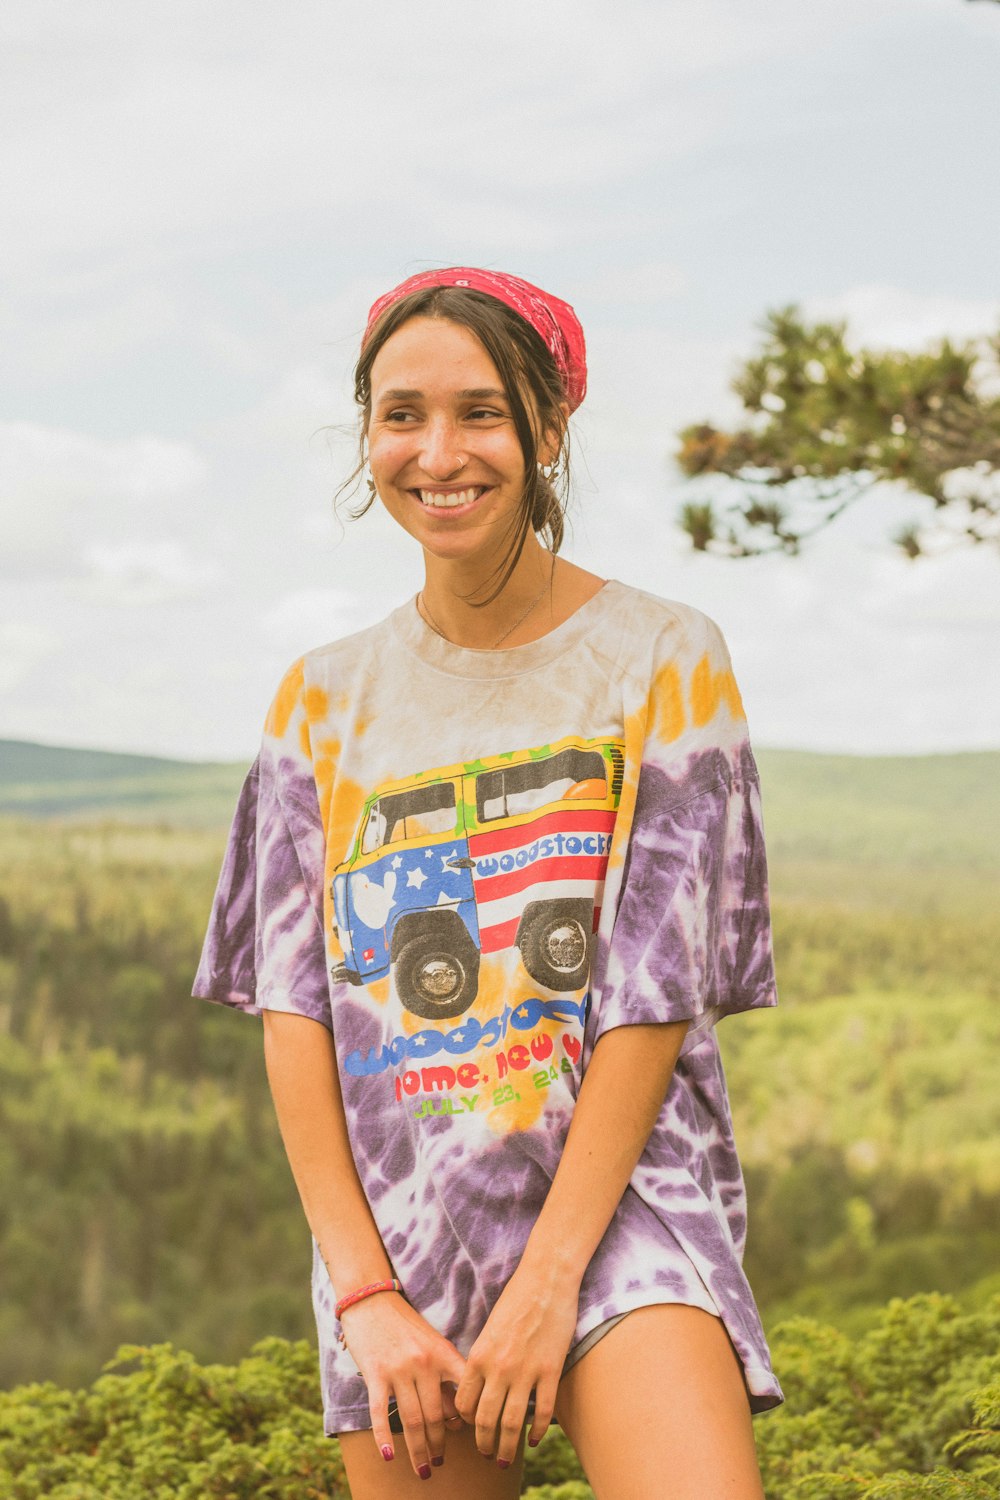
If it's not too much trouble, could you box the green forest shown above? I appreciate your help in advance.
[0,741,998,1496]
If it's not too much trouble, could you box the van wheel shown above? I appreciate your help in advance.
[518,901,592,992]
[393,933,480,1019]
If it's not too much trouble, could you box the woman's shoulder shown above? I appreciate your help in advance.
[268,612,397,696]
[300,610,397,673]
[610,580,732,665]
[260,613,396,743]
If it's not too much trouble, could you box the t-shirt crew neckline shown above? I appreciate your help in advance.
[390,578,623,680]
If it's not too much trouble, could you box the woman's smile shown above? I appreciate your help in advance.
[411,484,493,513]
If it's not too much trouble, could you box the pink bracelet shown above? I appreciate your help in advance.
[335,1277,404,1322]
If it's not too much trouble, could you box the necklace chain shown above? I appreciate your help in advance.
[419,576,553,650]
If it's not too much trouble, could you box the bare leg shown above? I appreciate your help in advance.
[339,1423,524,1498]
[555,1304,765,1500]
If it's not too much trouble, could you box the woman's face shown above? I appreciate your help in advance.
[367,316,547,568]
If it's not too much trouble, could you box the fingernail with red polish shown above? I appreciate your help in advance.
[381,1445,394,1462]
[528,1437,540,1447]
[431,1455,444,1467]
[418,1463,432,1480]
[497,1457,511,1469]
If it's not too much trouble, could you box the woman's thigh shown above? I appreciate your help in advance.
[554,1304,765,1500]
[339,1423,524,1499]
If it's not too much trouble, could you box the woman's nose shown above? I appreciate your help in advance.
[418,418,466,478]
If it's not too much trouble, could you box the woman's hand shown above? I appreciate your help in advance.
[454,1260,580,1466]
[340,1292,468,1479]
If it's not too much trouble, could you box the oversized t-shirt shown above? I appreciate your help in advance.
[193,579,783,1432]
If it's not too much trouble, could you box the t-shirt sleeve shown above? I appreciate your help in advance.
[192,661,332,1031]
[593,608,777,1045]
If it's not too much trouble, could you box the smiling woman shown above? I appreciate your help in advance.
[193,266,780,1499]
[347,270,580,631]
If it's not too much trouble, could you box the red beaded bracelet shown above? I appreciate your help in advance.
[334,1277,404,1322]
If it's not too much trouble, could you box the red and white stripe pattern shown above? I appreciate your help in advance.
[468,808,617,954]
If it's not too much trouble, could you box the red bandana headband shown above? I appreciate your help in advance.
[363,267,587,412]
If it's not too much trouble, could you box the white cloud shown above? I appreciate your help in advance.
[0,422,207,575]
[803,285,1000,351]
[0,0,914,278]
[260,588,366,650]
[80,540,219,607]
[0,621,61,695]
[214,365,348,448]
[572,263,688,306]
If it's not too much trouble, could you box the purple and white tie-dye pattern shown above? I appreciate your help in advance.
[194,744,331,1027]
[193,581,783,1432]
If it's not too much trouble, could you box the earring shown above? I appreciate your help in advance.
[539,460,559,482]
[365,467,376,498]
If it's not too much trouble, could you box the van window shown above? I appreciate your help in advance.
[362,780,457,852]
[361,802,386,854]
[477,747,608,823]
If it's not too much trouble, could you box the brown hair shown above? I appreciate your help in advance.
[342,285,571,604]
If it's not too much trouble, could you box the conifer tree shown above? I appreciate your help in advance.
[675,309,1000,559]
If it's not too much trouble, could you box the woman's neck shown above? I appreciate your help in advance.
[418,541,556,651]
[418,547,607,651]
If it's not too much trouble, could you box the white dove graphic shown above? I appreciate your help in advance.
[352,869,397,930]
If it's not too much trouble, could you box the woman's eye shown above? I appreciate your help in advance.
[384,409,416,423]
[467,407,504,421]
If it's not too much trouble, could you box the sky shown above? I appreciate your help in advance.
[3,0,999,761]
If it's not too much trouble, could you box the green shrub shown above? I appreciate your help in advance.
[1,1297,998,1498]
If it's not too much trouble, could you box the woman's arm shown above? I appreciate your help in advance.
[261,1011,466,1477]
[454,1018,690,1464]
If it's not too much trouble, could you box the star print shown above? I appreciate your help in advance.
[424,849,434,859]
[440,849,458,872]
[390,854,402,869]
[406,866,428,889]
[410,1034,427,1048]
[515,1005,532,1020]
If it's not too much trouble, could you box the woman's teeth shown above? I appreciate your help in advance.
[417,488,484,508]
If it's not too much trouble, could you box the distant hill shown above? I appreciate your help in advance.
[755,747,1000,875]
[1,739,998,879]
[0,739,247,825]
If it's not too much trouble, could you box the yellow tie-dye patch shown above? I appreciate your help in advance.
[690,653,745,727]
[651,660,686,743]
[264,658,305,741]
[313,739,339,832]
[303,685,330,723]
[487,1088,546,1135]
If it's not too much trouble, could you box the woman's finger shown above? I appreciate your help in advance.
[472,1378,506,1458]
[527,1374,558,1449]
[394,1382,432,1480]
[495,1385,531,1469]
[367,1381,397,1467]
[417,1378,447,1469]
[454,1365,485,1428]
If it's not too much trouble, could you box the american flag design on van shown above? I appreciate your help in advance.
[469,808,617,953]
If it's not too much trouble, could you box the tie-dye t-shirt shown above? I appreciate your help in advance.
[193,579,783,1431]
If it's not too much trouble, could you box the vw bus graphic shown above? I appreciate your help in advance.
[330,736,624,1020]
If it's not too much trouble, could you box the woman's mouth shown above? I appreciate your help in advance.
[411,486,490,510]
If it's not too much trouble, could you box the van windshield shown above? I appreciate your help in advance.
[360,780,457,854]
